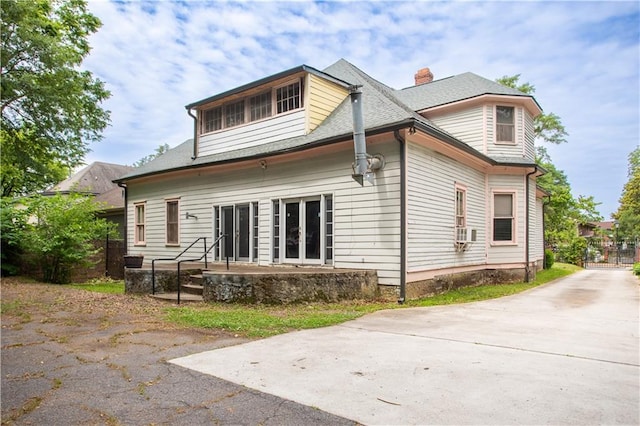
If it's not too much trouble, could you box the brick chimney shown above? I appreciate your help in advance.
[414,67,434,85]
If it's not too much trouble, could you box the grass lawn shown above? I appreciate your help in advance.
[65,278,125,294]
[165,263,581,338]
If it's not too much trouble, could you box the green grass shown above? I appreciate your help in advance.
[65,278,125,294]
[165,263,580,338]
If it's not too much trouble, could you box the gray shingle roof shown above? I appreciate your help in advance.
[116,59,537,183]
[45,162,133,194]
[396,72,539,111]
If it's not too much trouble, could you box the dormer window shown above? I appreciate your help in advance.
[276,82,301,113]
[496,106,515,143]
[225,100,244,128]
[250,92,272,121]
[200,79,304,135]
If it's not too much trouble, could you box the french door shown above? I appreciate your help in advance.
[284,198,322,264]
[214,203,257,262]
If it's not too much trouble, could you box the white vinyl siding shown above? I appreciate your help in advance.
[125,140,402,286]
[427,106,484,154]
[199,109,306,157]
[406,143,486,272]
[523,110,536,160]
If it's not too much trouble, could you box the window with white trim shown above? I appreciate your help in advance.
[455,187,466,228]
[276,82,301,114]
[134,202,146,245]
[493,193,515,242]
[166,199,179,245]
[496,106,515,143]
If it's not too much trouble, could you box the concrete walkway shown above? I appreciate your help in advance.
[171,270,640,425]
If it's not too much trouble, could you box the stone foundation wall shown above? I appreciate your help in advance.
[124,268,201,294]
[203,270,378,304]
[406,268,528,300]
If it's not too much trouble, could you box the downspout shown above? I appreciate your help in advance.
[525,167,537,282]
[117,182,128,254]
[542,194,551,267]
[187,108,198,160]
[394,130,407,304]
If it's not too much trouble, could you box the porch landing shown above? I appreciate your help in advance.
[126,262,379,304]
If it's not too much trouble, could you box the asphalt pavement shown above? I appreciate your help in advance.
[172,269,640,425]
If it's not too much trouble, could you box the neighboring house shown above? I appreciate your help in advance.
[115,59,546,300]
[44,161,133,238]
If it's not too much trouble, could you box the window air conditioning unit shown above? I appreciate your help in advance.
[455,227,477,247]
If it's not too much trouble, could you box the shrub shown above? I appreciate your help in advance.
[544,249,555,270]
[18,193,117,284]
[0,198,28,276]
[634,263,640,276]
[557,237,587,267]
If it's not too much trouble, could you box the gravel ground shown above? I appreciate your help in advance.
[1,277,355,425]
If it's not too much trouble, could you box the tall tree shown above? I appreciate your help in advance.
[1,0,110,197]
[133,143,171,167]
[613,147,640,238]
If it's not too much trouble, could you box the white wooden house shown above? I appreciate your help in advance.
[115,59,546,301]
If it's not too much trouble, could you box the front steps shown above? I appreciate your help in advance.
[150,273,204,303]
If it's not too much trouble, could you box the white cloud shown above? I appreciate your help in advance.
[82,0,639,217]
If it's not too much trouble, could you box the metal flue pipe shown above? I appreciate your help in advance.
[350,87,368,180]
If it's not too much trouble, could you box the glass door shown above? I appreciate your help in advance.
[236,204,250,261]
[283,198,321,264]
[284,201,300,260]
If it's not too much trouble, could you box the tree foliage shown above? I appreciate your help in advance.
[497,75,602,253]
[133,143,171,167]
[1,0,110,197]
[614,147,640,238]
[2,192,117,283]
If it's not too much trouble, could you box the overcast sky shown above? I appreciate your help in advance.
[82,0,639,219]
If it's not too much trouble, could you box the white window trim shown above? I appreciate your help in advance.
[133,201,146,246]
[495,105,516,145]
[491,190,517,246]
[165,198,180,246]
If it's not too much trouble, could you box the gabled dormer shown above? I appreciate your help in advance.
[186,66,352,158]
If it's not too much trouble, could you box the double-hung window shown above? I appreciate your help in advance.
[493,193,515,242]
[166,199,180,245]
[455,186,467,242]
[496,106,515,143]
[134,202,146,245]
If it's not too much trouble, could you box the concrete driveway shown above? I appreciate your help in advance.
[172,270,640,425]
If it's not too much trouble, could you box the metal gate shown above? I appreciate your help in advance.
[584,238,638,268]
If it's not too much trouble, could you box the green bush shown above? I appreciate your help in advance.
[0,198,28,276]
[557,237,587,267]
[15,193,117,284]
[633,263,640,276]
[544,249,555,269]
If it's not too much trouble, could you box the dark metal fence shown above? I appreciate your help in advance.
[584,238,639,269]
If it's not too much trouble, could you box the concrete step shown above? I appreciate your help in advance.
[150,292,203,303]
[182,283,204,296]
[189,274,204,285]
